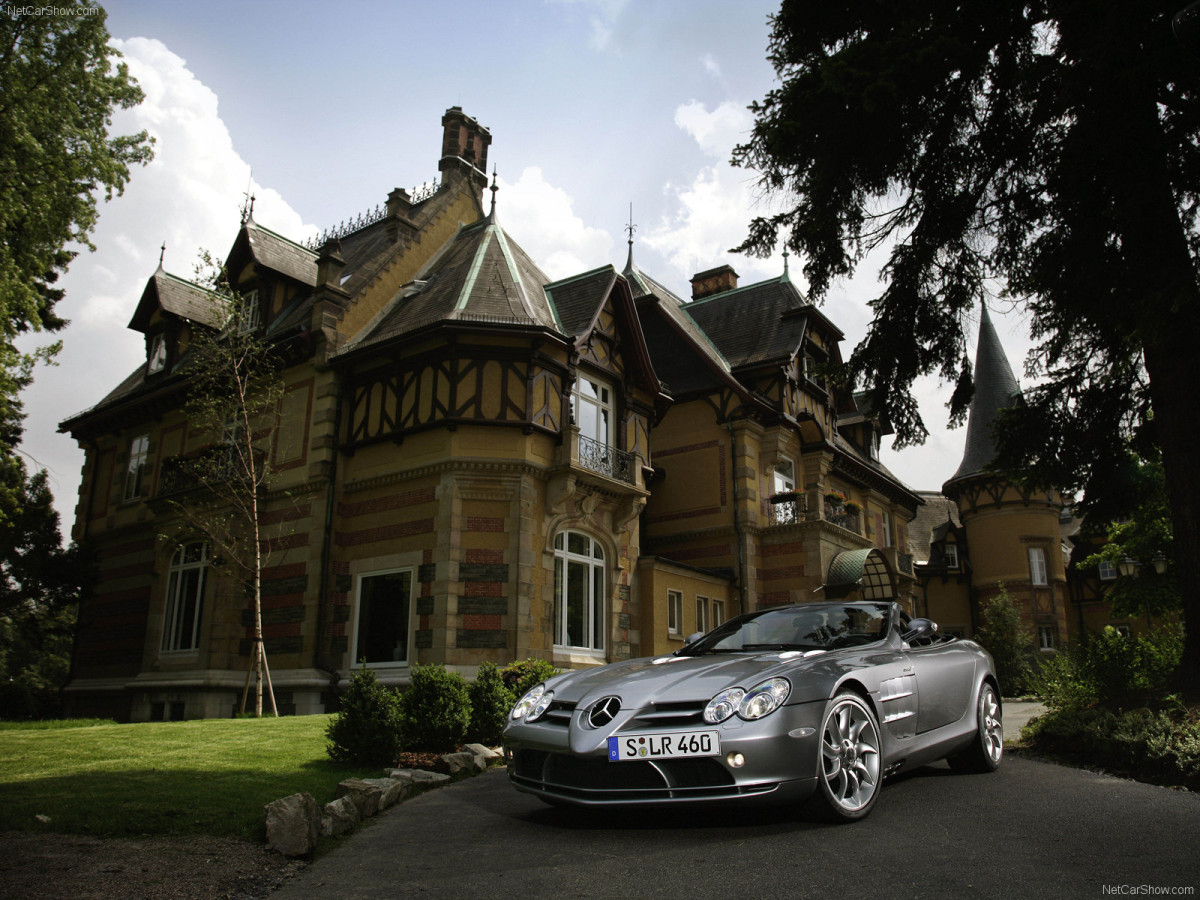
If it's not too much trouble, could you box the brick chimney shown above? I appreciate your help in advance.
[439,106,492,190]
[690,264,739,300]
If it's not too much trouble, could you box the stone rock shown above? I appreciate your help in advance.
[361,776,408,809]
[386,768,415,784]
[336,778,383,818]
[265,792,320,857]
[321,795,360,837]
[409,769,451,785]
[464,743,501,760]
[441,751,482,775]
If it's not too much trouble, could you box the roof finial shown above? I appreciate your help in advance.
[489,166,498,218]
[158,241,166,269]
[782,247,790,281]
[624,202,637,271]
[240,171,255,224]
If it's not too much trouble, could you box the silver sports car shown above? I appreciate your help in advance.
[502,601,1003,821]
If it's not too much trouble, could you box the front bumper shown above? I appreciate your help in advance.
[502,700,824,807]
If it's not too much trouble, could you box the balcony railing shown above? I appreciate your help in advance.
[577,434,637,485]
[768,492,805,526]
[157,446,262,497]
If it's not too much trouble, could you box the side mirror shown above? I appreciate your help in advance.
[674,632,706,655]
[902,618,938,642]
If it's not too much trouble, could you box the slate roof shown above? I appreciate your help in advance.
[128,269,222,332]
[339,213,562,356]
[909,491,962,564]
[946,304,1021,486]
[681,274,845,371]
[545,266,619,337]
[240,218,318,287]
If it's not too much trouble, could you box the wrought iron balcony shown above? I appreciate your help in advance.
[768,492,806,526]
[577,434,636,485]
[156,446,263,497]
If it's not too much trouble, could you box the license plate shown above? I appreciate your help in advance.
[607,730,720,762]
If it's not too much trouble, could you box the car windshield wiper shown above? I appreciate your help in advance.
[740,643,823,651]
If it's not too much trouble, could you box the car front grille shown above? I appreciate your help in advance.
[511,748,772,803]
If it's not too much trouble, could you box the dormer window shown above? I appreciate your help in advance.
[943,543,959,569]
[235,289,260,334]
[147,334,167,374]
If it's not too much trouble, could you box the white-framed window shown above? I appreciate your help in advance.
[1029,546,1048,586]
[943,543,959,569]
[696,596,710,634]
[1037,624,1057,650]
[124,434,150,501]
[711,599,725,628]
[554,531,605,652]
[573,376,612,447]
[236,289,260,334]
[667,589,682,636]
[162,542,208,652]
[1098,559,1118,581]
[773,458,795,495]
[882,510,894,548]
[352,567,414,666]
[1114,624,1132,638]
[147,334,167,374]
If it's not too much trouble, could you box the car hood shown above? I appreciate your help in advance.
[542,650,845,708]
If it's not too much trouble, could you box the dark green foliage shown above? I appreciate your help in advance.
[1034,625,1184,710]
[398,664,470,753]
[500,658,559,700]
[1023,704,1200,791]
[466,662,514,746]
[0,465,91,720]
[974,589,1035,697]
[325,667,402,766]
[0,3,153,521]
[735,1,1200,690]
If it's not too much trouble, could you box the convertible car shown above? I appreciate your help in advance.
[502,601,1002,821]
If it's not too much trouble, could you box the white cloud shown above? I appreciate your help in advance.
[498,166,614,281]
[19,37,314,514]
[548,0,630,52]
[643,100,782,286]
[673,99,753,160]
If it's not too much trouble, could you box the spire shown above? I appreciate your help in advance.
[488,167,499,219]
[157,241,166,270]
[624,203,637,272]
[782,247,790,282]
[945,302,1022,486]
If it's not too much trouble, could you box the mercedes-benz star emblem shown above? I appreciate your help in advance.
[588,696,621,728]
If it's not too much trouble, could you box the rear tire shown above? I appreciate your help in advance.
[809,692,882,823]
[948,682,1003,774]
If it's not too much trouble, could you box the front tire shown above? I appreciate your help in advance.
[948,682,1003,773]
[810,692,882,823]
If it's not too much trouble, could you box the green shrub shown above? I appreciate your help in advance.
[325,667,403,765]
[398,664,471,752]
[1032,624,1183,710]
[501,657,559,700]
[466,662,514,746]
[1023,703,1200,790]
[974,588,1036,696]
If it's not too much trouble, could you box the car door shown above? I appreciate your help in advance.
[905,639,977,734]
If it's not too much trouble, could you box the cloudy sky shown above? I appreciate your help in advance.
[21,0,1035,526]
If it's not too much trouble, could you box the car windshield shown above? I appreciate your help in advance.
[680,603,892,655]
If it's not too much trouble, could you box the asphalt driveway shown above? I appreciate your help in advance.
[272,747,1198,900]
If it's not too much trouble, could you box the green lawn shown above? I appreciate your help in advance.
[0,716,382,841]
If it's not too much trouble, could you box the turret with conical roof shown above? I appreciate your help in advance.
[942,303,1067,651]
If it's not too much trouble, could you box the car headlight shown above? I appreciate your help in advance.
[739,677,790,720]
[703,688,745,724]
[527,689,554,723]
[511,684,545,720]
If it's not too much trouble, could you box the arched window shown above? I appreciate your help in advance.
[553,531,606,652]
[162,542,208,652]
